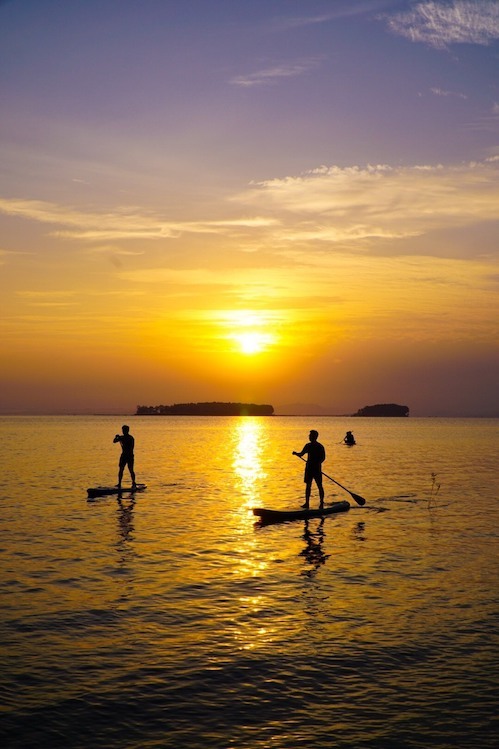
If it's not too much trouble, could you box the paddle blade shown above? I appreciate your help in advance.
[351,492,366,506]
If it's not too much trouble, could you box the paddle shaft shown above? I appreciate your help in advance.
[295,454,366,506]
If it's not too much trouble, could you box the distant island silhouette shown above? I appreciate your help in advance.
[352,403,409,417]
[136,402,274,416]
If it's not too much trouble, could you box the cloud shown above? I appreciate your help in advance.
[118,268,234,285]
[0,198,277,242]
[3,161,498,266]
[234,160,499,250]
[430,86,467,99]
[462,105,499,133]
[15,290,79,308]
[0,247,32,265]
[230,59,320,87]
[385,1,499,48]
[88,245,145,256]
[275,1,393,29]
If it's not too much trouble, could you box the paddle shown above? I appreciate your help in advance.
[295,454,366,506]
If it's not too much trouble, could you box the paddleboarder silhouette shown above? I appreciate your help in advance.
[292,430,326,510]
[113,425,137,490]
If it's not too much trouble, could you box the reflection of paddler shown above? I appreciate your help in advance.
[300,519,329,570]
[344,431,356,445]
[117,497,136,544]
[292,430,326,510]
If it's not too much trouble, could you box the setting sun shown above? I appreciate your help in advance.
[235,331,272,355]
[216,310,278,356]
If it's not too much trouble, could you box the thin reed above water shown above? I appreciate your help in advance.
[1,416,498,748]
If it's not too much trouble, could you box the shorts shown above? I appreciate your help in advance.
[304,465,322,484]
[119,455,134,469]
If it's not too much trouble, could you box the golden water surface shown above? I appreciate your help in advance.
[1,416,498,748]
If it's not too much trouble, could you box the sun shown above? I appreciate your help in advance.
[216,310,278,356]
[236,331,270,355]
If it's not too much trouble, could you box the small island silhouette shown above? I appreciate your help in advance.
[352,403,409,417]
[136,402,274,416]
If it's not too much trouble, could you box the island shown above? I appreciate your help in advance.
[136,402,274,416]
[352,403,409,417]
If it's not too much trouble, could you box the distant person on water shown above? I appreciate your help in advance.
[113,425,137,489]
[344,431,356,445]
[292,430,326,510]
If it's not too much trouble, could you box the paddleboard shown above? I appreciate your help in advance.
[87,483,147,499]
[253,500,350,524]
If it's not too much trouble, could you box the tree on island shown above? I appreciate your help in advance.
[352,403,409,417]
[136,402,274,416]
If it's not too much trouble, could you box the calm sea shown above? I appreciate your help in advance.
[1,416,498,749]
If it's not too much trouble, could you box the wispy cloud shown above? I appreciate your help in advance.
[385,1,499,49]
[0,247,33,266]
[3,158,498,265]
[0,199,277,242]
[275,1,393,29]
[462,104,499,132]
[234,159,499,251]
[230,58,320,87]
[15,290,79,308]
[87,245,145,256]
[430,86,468,99]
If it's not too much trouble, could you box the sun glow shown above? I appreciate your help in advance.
[215,310,278,355]
[235,331,273,354]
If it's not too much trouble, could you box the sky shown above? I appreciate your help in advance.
[1,0,498,416]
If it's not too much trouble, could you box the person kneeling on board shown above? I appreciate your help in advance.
[292,430,326,510]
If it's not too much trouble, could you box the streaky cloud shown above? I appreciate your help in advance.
[463,107,499,132]
[275,1,393,29]
[430,86,467,99]
[385,0,499,48]
[0,198,276,241]
[17,290,77,299]
[235,159,499,250]
[230,58,321,87]
[87,246,145,256]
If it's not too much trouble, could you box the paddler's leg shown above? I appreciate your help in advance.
[117,456,125,488]
[318,477,325,509]
[301,481,311,509]
[128,458,137,488]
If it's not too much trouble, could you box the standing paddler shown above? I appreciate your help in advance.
[113,425,137,490]
[292,430,326,510]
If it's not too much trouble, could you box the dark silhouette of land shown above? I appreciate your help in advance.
[136,402,274,416]
[352,403,409,417]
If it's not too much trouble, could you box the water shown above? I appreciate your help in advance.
[1,416,498,748]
